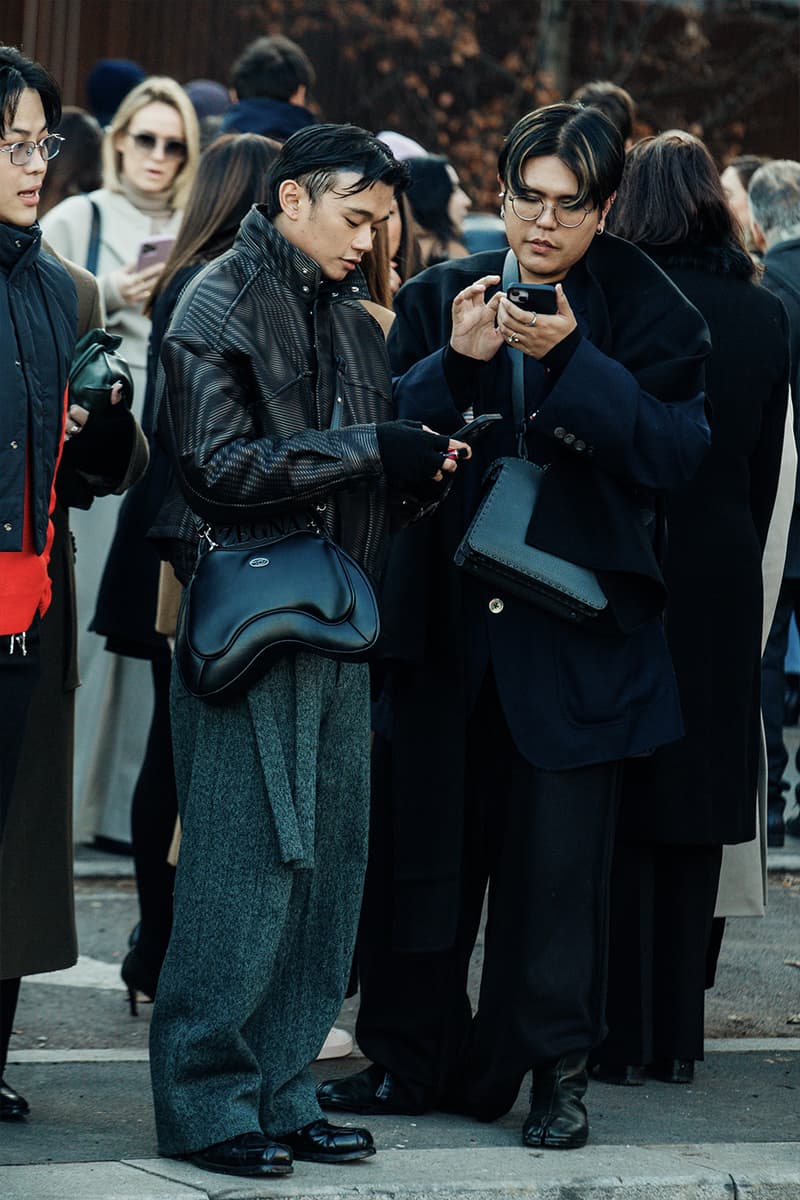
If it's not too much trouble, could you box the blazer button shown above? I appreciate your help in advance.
[3,522,12,532]
[488,597,504,614]
[554,426,566,439]
[563,432,575,445]
[574,440,586,452]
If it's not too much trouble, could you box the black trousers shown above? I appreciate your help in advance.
[600,840,723,1066]
[356,673,621,1119]
[130,657,177,974]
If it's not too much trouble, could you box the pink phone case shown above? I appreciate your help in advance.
[136,235,175,272]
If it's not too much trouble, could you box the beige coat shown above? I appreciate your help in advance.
[716,393,798,917]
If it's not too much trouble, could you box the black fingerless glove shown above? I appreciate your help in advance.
[376,419,450,488]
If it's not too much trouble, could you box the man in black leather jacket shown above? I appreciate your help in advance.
[149,123,467,1180]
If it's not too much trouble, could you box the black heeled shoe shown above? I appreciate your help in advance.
[591,1060,645,1087]
[120,946,160,1017]
[0,1079,30,1121]
[648,1057,695,1084]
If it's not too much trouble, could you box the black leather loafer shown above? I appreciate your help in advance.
[187,1131,293,1177]
[648,1057,695,1084]
[523,1053,589,1150]
[317,1062,426,1115]
[591,1061,645,1087]
[0,1079,30,1121]
[278,1118,375,1163]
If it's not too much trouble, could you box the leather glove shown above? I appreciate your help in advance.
[376,419,450,488]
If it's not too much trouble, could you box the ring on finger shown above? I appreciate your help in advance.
[70,423,80,434]
[529,312,537,327]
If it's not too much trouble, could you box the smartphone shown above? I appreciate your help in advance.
[506,282,558,315]
[136,235,175,273]
[451,412,503,444]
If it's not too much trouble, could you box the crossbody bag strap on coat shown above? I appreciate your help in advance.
[84,197,101,276]
[452,250,608,623]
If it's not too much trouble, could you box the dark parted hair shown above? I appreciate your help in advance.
[570,80,636,145]
[231,35,315,102]
[499,103,625,211]
[0,44,61,138]
[406,154,459,246]
[146,133,280,315]
[265,123,409,219]
[609,132,754,279]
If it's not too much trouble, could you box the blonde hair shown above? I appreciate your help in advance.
[102,76,199,210]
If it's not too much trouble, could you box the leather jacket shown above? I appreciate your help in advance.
[153,206,396,583]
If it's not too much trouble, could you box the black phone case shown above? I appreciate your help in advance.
[506,284,558,315]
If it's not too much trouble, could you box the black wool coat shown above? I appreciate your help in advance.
[619,241,791,846]
[376,234,710,951]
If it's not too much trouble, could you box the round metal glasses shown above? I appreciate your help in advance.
[501,192,591,228]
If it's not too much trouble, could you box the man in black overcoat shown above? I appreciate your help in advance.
[319,105,711,1150]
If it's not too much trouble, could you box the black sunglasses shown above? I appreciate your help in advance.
[127,131,187,161]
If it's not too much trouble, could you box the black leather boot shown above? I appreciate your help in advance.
[317,1062,426,1115]
[522,1052,589,1150]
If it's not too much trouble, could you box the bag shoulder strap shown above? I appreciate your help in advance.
[501,249,527,457]
[84,196,101,276]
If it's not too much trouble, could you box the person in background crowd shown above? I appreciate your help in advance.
[108,132,280,1016]
[184,78,230,150]
[319,103,710,1151]
[147,121,466,1179]
[721,155,769,260]
[595,131,790,1086]
[386,190,421,293]
[570,80,637,149]
[41,78,199,854]
[37,106,102,218]
[219,35,316,142]
[406,153,471,267]
[750,160,800,846]
[85,57,145,129]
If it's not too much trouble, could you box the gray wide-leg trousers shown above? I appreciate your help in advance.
[150,654,370,1156]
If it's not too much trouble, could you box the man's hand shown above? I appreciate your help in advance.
[496,283,577,360]
[450,275,504,361]
[376,420,470,488]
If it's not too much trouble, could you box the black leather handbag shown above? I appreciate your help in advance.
[68,327,134,413]
[453,249,607,625]
[175,526,380,703]
[454,456,607,622]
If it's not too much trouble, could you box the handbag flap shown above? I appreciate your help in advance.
[465,457,607,612]
[185,531,358,658]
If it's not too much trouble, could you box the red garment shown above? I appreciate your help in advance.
[0,389,67,636]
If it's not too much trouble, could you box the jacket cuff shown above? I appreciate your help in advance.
[443,344,482,408]
[541,327,582,378]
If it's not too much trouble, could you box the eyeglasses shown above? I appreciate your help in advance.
[0,134,65,166]
[501,192,591,229]
[127,131,187,160]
